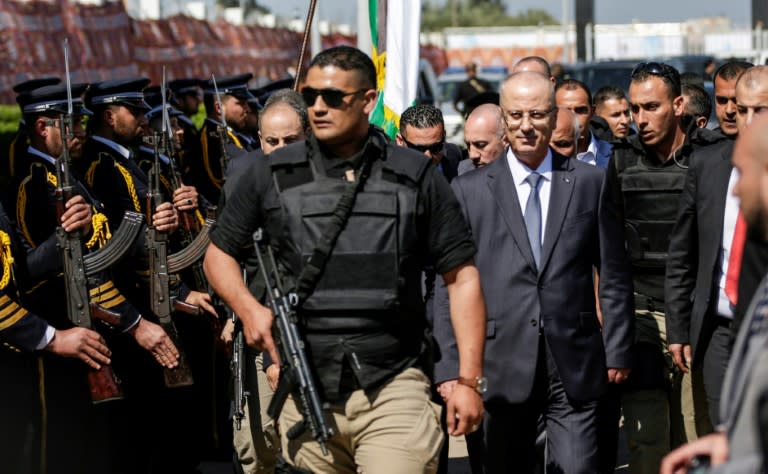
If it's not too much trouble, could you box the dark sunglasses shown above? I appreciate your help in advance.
[402,137,444,154]
[631,62,674,79]
[301,87,366,108]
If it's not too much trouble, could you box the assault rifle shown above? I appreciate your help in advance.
[159,71,209,293]
[231,269,248,430]
[252,229,333,454]
[211,74,231,179]
[56,39,145,403]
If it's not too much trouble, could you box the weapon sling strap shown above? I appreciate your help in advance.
[292,148,377,304]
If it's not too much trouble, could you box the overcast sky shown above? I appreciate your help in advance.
[269,0,752,30]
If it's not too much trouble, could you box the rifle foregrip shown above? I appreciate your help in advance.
[87,365,124,403]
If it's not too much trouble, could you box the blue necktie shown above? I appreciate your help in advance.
[525,172,542,269]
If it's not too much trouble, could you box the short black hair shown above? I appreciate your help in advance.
[399,104,444,136]
[680,72,705,88]
[714,61,754,82]
[309,46,377,90]
[593,85,626,107]
[260,89,309,131]
[631,62,681,99]
[555,79,592,108]
[681,83,712,123]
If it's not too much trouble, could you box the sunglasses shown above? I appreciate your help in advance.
[301,87,367,108]
[401,137,444,154]
[631,62,678,81]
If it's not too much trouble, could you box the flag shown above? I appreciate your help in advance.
[364,0,421,138]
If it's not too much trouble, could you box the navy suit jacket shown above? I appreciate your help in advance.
[434,149,634,404]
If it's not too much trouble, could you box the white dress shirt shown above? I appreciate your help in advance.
[716,168,741,319]
[506,148,553,245]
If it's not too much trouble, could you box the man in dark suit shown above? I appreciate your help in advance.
[396,104,460,181]
[665,66,765,428]
[660,107,768,474]
[434,71,634,473]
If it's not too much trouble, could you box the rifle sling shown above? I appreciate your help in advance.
[294,154,375,304]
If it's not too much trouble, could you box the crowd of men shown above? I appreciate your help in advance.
[2,43,768,474]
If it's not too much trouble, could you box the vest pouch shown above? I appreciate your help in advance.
[300,191,400,311]
[620,167,686,270]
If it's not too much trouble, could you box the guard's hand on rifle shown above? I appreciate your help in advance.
[243,305,278,363]
[61,194,92,234]
[130,318,180,368]
[45,327,112,370]
[152,201,179,234]
[184,290,216,317]
[172,185,198,212]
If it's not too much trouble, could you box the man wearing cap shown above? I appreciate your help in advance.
[79,78,213,472]
[3,81,182,474]
[195,73,255,204]
[1,77,62,187]
[168,78,204,179]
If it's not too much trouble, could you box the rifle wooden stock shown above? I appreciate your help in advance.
[89,302,122,327]
[86,365,123,404]
[173,299,201,315]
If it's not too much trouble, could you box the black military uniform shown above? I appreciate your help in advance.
[194,73,255,204]
[2,82,152,474]
[168,78,204,180]
[79,78,204,473]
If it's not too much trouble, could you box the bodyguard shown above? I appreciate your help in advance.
[204,45,486,473]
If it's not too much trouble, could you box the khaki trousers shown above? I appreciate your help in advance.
[623,309,712,474]
[280,367,444,474]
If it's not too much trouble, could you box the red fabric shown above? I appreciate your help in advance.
[725,211,747,305]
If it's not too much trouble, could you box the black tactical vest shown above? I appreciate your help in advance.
[269,136,430,331]
[613,144,689,272]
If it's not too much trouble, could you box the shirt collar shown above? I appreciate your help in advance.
[91,135,132,160]
[507,147,553,186]
[27,145,57,167]
[576,132,598,165]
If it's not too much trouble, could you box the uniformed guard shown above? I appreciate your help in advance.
[1,77,61,188]
[168,78,204,181]
[3,81,181,474]
[195,73,256,203]
[79,78,209,473]
[204,46,486,474]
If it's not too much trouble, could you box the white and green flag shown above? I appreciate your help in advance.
[361,0,421,138]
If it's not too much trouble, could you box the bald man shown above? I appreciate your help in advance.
[511,56,555,83]
[434,71,633,473]
[550,107,579,158]
[458,103,507,174]
[661,110,768,474]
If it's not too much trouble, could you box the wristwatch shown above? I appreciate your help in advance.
[457,375,488,395]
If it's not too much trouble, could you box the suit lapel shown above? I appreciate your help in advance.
[538,154,575,275]
[487,155,538,272]
[707,146,735,244]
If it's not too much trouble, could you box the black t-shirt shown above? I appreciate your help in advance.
[209,131,475,400]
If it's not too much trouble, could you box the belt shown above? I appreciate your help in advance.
[713,314,733,328]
